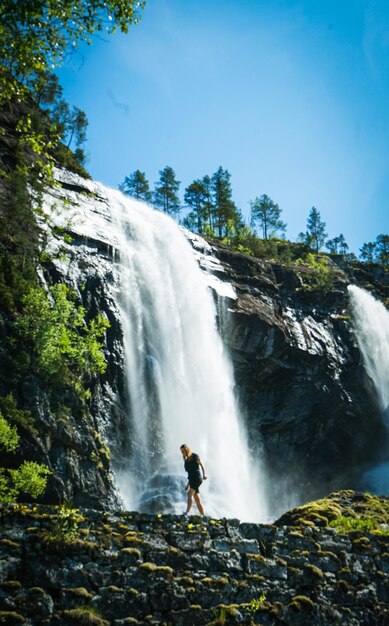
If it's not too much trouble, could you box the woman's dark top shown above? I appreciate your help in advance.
[185,453,203,491]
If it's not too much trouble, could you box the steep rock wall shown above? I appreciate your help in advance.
[36,171,129,509]
[209,244,388,515]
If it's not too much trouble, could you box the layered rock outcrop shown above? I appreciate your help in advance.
[1,491,388,625]
[206,244,388,516]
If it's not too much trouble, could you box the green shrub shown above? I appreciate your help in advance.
[52,503,86,540]
[294,253,335,292]
[8,462,51,499]
[0,413,18,451]
[219,230,311,264]
[0,412,50,504]
[15,283,110,397]
[0,395,37,436]
[329,515,383,534]
[248,593,267,612]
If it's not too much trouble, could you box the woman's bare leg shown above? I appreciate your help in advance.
[194,492,205,515]
[186,488,195,513]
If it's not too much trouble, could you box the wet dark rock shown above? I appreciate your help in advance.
[1,494,388,625]
[208,242,389,516]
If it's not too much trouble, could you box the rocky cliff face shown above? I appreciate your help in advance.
[34,170,130,510]
[1,491,388,625]
[0,166,124,511]
[2,164,387,516]
[207,244,388,516]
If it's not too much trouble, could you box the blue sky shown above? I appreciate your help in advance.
[57,0,389,253]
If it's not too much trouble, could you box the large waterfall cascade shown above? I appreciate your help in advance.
[43,170,267,522]
[348,285,389,493]
[107,188,267,521]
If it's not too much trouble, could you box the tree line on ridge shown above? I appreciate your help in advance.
[118,167,388,265]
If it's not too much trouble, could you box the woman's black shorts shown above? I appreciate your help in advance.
[189,478,203,493]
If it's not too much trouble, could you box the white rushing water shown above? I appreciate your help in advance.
[104,188,266,521]
[348,285,389,416]
[348,285,389,494]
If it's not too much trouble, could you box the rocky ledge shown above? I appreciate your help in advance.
[0,491,388,625]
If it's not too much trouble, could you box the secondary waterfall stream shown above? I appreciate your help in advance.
[106,189,266,521]
[348,285,389,493]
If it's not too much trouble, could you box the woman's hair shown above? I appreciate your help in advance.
[180,444,191,456]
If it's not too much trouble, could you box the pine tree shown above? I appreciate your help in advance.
[184,178,213,233]
[30,71,63,107]
[359,242,377,262]
[201,175,214,232]
[70,108,88,150]
[250,194,286,240]
[211,167,240,238]
[375,234,389,266]
[338,234,349,255]
[51,102,88,164]
[304,207,327,252]
[119,170,152,202]
[153,166,181,217]
[182,211,197,232]
[326,233,348,255]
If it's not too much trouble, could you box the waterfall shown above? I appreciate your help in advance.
[348,285,389,493]
[104,188,266,521]
[348,286,389,416]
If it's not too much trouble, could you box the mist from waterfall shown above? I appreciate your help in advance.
[348,285,389,493]
[106,188,266,522]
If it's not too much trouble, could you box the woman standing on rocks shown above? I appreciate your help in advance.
[180,444,207,515]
